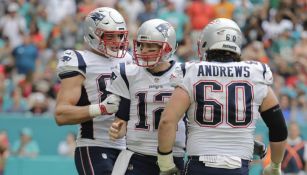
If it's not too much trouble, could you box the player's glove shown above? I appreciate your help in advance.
[89,94,120,117]
[263,162,281,175]
[159,167,180,175]
[253,140,267,159]
[157,149,180,175]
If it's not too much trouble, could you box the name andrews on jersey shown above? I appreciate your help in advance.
[197,65,250,77]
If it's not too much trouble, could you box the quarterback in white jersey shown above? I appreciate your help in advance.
[107,19,185,175]
[157,18,288,175]
[55,7,132,175]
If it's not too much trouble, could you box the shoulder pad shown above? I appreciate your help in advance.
[57,50,86,79]
[244,61,273,85]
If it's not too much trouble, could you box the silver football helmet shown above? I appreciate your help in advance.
[133,19,176,67]
[197,18,243,61]
[83,7,129,58]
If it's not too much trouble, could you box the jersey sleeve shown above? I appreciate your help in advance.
[57,50,87,79]
[176,62,195,99]
[106,63,131,100]
[248,61,273,85]
[169,63,184,87]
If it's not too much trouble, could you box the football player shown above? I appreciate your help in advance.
[107,19,185,175]
[55,7,132,175]
[157,18,288,175]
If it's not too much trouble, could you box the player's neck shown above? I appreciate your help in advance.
[147,61,171,74]
[89,48,109,58]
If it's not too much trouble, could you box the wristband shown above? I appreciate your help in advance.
[271,162,281,170]
[157,149,175,171]
[89,104,101,117]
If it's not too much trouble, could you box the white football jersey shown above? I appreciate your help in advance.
[107,61,186,157]
[57,49,132,149]
[178,61,273,160]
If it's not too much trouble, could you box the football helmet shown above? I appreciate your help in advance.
[83,7,129,58]
[197,18,243,61]
[133,19,176,67]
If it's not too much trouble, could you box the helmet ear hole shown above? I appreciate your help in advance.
[163,44,172,53]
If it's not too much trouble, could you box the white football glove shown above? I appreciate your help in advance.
[157,150,180,175]
[263,162,281,175]
[159,167,180,175]
[89,94,121,117]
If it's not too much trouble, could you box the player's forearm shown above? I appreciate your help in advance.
[269,140,287,164]
[158,119,177,153]
[55,105,92,125]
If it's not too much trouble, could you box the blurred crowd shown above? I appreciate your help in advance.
[0,0,306,120]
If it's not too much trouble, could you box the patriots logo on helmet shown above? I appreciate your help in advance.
[156,23,171,38]
[90,12,105,25]
[61,56,72,62]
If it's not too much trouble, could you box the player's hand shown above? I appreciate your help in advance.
[109,120,125,140]
[159,167,180,175]
[89,94,121,117]
[263,162,281,175]
[253,140,267,159]
[157,149,179,175]
[99,94,121,115]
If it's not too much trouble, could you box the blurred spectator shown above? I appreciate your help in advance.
[11,128,39,158]
[280,94,293,122]
[0,2,27,49]
[270,24,296,63]
[12,35,39,76]
[0,65,5,111]
[119,0,144,24]
[294,31,307,60]
[241,41,269,63]
[281,122,307,174]
[158,0,190,44]
[46,0,76,24]
[0,130,9,175]
[213,0,235,19]
[28,92,48,115]
[136,0,157,25]
[2,86,28,113]
[186,0,215,31]
[243,15,265,44]
[36,6,54,42]
[186,0,214,53]
[29,20,45,50]
[77,0,97,17]
[57,132,76,157]
[0,36,13,65]
[233,0,254,29]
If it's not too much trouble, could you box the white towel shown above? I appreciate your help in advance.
[199,155,242,169]
[111,150,134,175]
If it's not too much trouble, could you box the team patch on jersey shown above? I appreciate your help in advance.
[90,12,105,25]
[156,23,171,38]
[61,56,72,62]
[110,72,117,84]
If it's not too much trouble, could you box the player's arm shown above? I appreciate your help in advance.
[157,87,190,173]
[260,87,288,175]
[55,75,120,125]
[55,75,91,125]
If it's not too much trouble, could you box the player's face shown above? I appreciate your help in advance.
[138,42,162,61]
[102,33,125,52]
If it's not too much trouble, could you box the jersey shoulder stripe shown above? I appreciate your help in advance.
[119,63,129,90]
[57,49,87,79]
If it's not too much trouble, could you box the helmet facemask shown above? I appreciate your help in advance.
[133,40,172,68]
[95,29,129,58]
